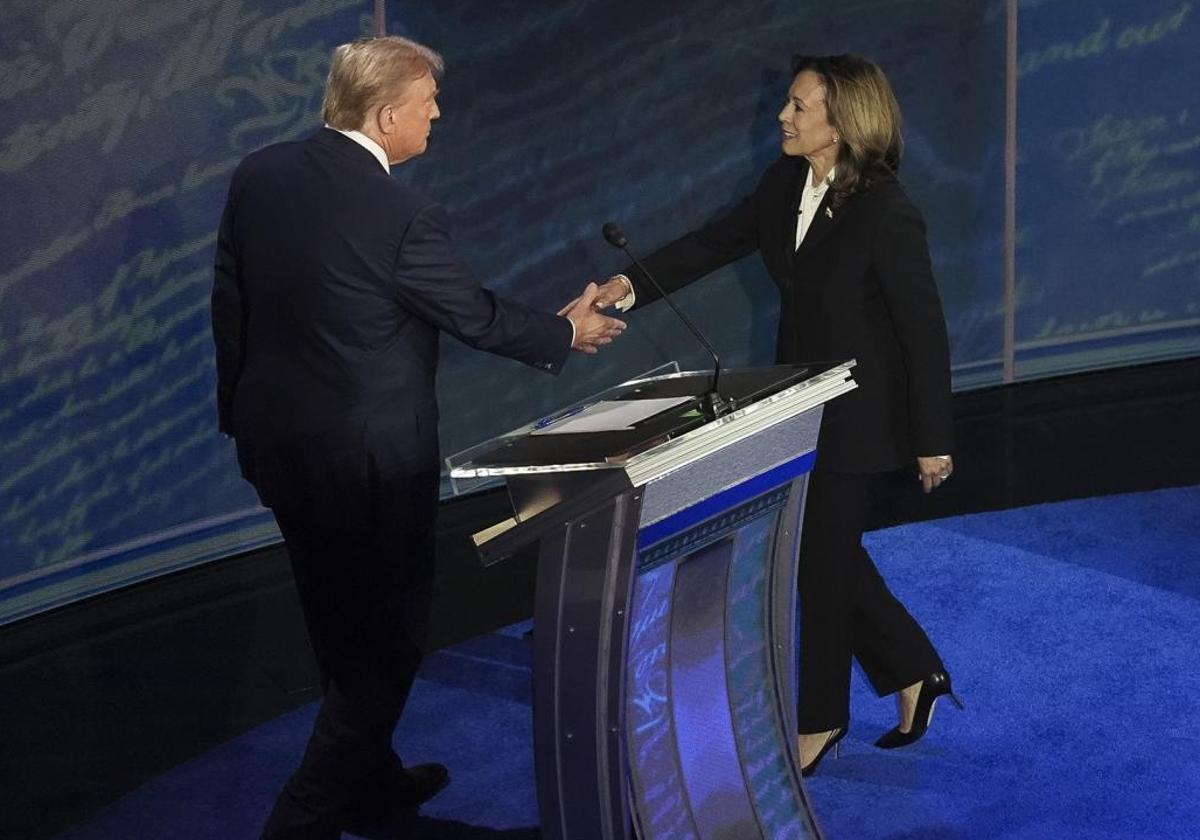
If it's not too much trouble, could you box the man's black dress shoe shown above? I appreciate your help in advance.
[395,763,451,806]
[343,806,420,840]
[342,763,449,839]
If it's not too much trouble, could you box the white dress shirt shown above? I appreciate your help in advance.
[328,126,391,172]
[795,165,835,250]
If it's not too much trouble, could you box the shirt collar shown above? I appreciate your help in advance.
[805,163,836,192]
[326,126,390,172]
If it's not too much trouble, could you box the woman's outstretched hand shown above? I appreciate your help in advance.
[917,454,953,494]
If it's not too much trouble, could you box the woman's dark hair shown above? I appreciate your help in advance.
[790,53,903,198]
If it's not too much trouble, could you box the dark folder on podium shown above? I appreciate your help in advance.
[450,361,857,840]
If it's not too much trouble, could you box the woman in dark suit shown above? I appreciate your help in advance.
[594,53,962,774]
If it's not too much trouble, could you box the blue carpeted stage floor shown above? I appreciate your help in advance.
[55,485,1200,839]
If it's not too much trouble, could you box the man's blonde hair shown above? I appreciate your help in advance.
[322,36,444,131]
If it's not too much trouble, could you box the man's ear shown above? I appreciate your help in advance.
[372,102,393,135]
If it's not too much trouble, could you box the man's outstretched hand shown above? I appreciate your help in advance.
[557,276,634,316]
[562,282,627,354]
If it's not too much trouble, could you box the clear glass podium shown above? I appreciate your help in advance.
[451,361,857,840]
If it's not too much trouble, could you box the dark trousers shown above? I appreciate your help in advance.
[796,468,944,733]
[260,465,438,840]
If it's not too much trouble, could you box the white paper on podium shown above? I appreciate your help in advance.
[530,396,695,435]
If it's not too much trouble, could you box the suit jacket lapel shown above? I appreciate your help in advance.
[783,160,807,272]
[795,190,841,257]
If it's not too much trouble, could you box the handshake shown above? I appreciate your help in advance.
[559,276,635,355]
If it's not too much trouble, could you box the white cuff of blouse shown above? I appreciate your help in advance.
[609,274,636,311]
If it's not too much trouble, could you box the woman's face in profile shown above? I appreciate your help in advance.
[778,69,837,160]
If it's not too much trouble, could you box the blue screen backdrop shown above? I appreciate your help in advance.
[0,0,1196,622]
[1015,0,1200,377]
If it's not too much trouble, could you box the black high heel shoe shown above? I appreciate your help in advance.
[800,726,847,777]
[874,671,964,750]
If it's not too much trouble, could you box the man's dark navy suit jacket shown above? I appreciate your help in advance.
[212,128,571,526]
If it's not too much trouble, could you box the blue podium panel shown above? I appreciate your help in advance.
[626,559,698,839]
[626,465,822,840]
[671,537,759,837]
[727,509,810,840]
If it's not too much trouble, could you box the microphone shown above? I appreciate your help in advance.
[602,222,732,420]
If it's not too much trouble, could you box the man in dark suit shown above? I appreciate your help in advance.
[211,35,625,840]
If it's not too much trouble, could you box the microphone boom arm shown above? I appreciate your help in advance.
[603,220,732,420]
[621,247,725,400]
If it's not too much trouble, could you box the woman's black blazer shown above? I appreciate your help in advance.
[626,155,954,474]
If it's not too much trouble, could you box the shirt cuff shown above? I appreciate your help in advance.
[611,274,636,311]
[565,316,575,347]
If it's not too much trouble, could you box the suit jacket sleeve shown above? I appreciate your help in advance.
[211,188,243,436]
[872,195,954,456]
[625,193,760,309]
[392,204,573,373]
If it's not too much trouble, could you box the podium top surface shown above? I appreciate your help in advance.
[449,362,855,480]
